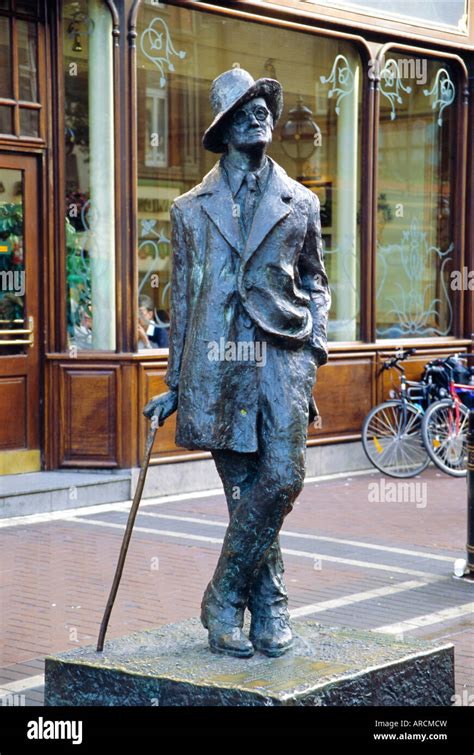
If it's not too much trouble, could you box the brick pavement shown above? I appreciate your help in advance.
[0,466,472,706]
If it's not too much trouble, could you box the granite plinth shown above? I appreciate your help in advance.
[44,618,454,706]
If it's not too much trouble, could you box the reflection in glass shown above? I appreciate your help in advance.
[0,169,26,356]
[318,52,360,341]
[63,0,116,351]
[20,108,39,137]
[376,57,456,338]
[136,5,362,345]
[0,106,13,135]
[17,19,38,102]
[0,16,12,99]
[319,0,467,32]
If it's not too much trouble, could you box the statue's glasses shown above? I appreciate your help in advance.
[232,105,271,126]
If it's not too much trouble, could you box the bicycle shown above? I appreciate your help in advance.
[421,355,474,477]
[362,348,432,478]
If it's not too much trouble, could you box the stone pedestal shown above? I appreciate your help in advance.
[44,618,454,706]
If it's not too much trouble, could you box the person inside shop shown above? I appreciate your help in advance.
[138,294,169,349]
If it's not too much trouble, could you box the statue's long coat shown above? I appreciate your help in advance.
[165,156,331,452]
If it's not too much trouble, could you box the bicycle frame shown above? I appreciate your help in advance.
[449,381,474,433]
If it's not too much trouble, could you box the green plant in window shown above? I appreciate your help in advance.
[0,202,23,236]
[65,215,91,336]
[0,203,23,272]
[0,292,23,324]
[0,203,24,326]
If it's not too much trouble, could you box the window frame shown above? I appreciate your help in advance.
[0,1,45,143]
[129,0,374,353]
[372,42,468,344]
[128,0,472,356]
[55,0,121,354]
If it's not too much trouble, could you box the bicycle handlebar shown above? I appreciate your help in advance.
[381,348,417,372]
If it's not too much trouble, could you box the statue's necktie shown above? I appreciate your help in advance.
[241,172,259,236]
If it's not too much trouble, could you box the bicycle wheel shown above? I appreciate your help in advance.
[422,399,469,477]
[362,400,430,478]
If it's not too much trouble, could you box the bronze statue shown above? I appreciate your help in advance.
[144,68,331,658]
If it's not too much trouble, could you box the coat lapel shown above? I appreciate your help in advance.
[197,157,295,262]
[198,161,243,255]
[241,158,293,265]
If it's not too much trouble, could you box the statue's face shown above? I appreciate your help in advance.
[222,96,273,152]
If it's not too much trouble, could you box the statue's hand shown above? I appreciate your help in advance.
[143,390,178,426]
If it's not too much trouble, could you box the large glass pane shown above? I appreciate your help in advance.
[0,106,13,134]
[0,169,27,356]
[63,0,116,351]
[20,107,39,136]
[0,16,12,99]
[315,0,467,32]
[17,19,38,102]
[136,3,362,347]
[376,56,456,338]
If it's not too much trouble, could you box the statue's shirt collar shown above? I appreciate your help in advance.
[221,155,271,197]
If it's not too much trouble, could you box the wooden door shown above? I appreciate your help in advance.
[0,153,41,474]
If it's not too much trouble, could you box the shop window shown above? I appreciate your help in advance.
[63,0,116,351]
[17,18,37,101]
[376,55,457,338]
[135,1,363,348]
[0,16,12,101]
[0,3,41,138]
[305,0,468,34]
[0,169,25,357]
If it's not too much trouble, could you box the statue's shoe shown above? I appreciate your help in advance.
[203,616,254,658]
[201,583,254,658]
[249,615,293,657]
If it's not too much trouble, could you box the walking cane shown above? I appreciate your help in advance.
[96,413,159,652]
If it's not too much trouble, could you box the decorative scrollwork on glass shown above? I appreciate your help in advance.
[376,218,453,338]
[66,197,116,346]
[379,58,412,121]
[423,68,456,127]
[139,16,186,88]
[319,54,355,115]
[66,199,93,347]
[324,239,358,294]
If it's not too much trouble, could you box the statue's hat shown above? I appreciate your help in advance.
[203,67,283,153]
